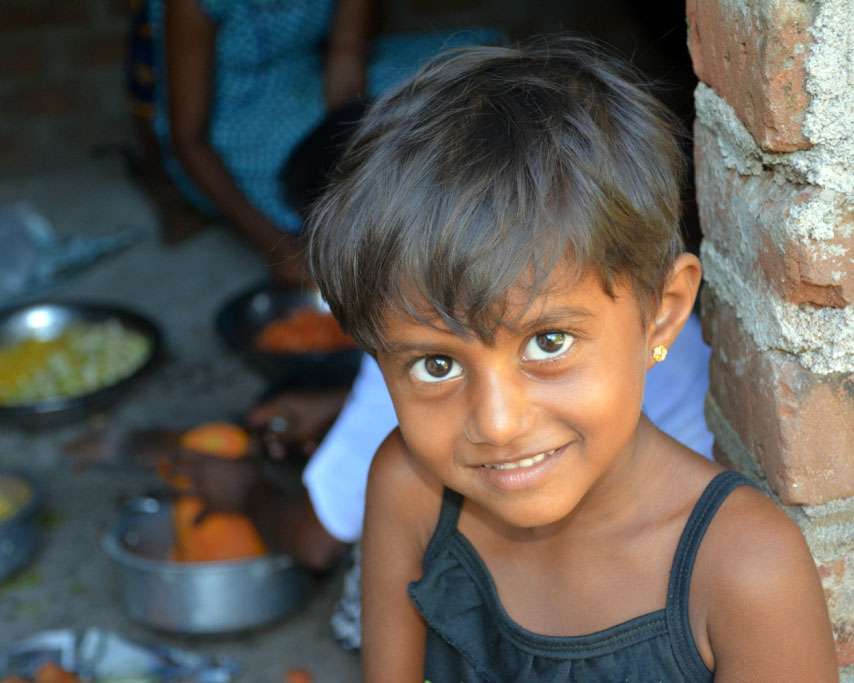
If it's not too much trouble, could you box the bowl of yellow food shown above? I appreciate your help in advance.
[0,301,163,428]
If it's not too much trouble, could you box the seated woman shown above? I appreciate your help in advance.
[145,0,501,281]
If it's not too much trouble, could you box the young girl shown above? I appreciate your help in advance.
[307,37,839,682]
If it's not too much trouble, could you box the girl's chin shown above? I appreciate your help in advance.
[478,488,591,533]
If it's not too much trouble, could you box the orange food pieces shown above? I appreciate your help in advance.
[255,307,355,353]
[285,670,314,683]
[179,422,250,460]
[35,663,79,683]
[168,423,264,562]
[155,455,193,492]
[0,663,80,683]
[0,663,80,682]
[171,496,267,562]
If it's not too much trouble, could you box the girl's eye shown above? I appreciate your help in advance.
[410,355,463,383]
[523,331,574,361]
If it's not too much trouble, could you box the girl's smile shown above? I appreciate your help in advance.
[473,441,572,493]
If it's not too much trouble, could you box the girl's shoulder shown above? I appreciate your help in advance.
[689,468,838,679]
[695,471,815,595]
[663,450,816,616]
[362,430,441,679]
[366,428,445,556]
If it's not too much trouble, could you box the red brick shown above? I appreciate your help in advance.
[37,110,131,167]
[0,82,79,118]
[0,127,30,167]
[816,554,854,667]
[0,42,44,78]
[0,1,88,32]
[107,0,133,21]
[687,0,813,152]
[760,230,854,309]
[79,69,127,115]
[70,31,127,69]
[695,121,795,261]
[836,623,854,668]
[703,291,854,505]
[817,558,847,583]
[695,123,853,307]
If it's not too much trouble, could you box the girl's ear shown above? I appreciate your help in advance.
[646,253,702,368]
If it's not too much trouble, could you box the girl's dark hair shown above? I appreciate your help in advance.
[307,35,686,352]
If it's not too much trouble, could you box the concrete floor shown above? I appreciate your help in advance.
[0,159,362,682]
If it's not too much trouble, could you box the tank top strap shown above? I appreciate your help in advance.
[665,469,758,678]
[422,487,464,566]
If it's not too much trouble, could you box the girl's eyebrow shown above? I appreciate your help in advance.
[382,306,594,355]
[382,339,456,356]
[504,305,594,334]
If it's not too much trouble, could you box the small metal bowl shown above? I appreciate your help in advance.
[0,301,163,429]
[103,496,310,635]
[0,471,42,582]
[214,281,361,389]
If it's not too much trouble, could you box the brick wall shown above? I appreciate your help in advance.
[687,0,854,676]
[0,0,131,174]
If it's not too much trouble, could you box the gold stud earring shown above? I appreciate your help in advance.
[652,345,668,363]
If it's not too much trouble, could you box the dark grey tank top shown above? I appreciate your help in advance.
[408,470,756,682]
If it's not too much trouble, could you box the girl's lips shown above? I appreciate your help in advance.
[475,443,569,492]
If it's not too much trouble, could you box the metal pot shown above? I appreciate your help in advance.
[0,471,42,582]
[103,496,310,635]
[0,472,42,582]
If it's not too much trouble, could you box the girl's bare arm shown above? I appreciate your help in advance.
[362,430,437,682]
[704,489,839,681]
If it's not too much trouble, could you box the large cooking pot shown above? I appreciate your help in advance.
[103,496,309,635]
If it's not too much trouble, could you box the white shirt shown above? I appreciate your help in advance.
[303,313,714,542]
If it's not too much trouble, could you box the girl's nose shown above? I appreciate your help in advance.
[463,370,530,447]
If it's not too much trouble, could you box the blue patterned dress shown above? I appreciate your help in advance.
[148,0,501,232]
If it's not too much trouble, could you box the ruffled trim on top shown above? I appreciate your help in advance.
[409,473,755,680]
[408,531,671,679]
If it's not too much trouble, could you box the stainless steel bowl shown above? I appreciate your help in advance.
[0,471,42,582]
[214,281,361,389]
[0,301,163,428]
[103,496,310,635]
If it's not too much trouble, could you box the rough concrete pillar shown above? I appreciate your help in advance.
[687,0,854,676]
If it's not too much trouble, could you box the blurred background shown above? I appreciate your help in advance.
[0,0,695,170]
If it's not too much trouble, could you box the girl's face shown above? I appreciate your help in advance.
[376,263,653,532]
